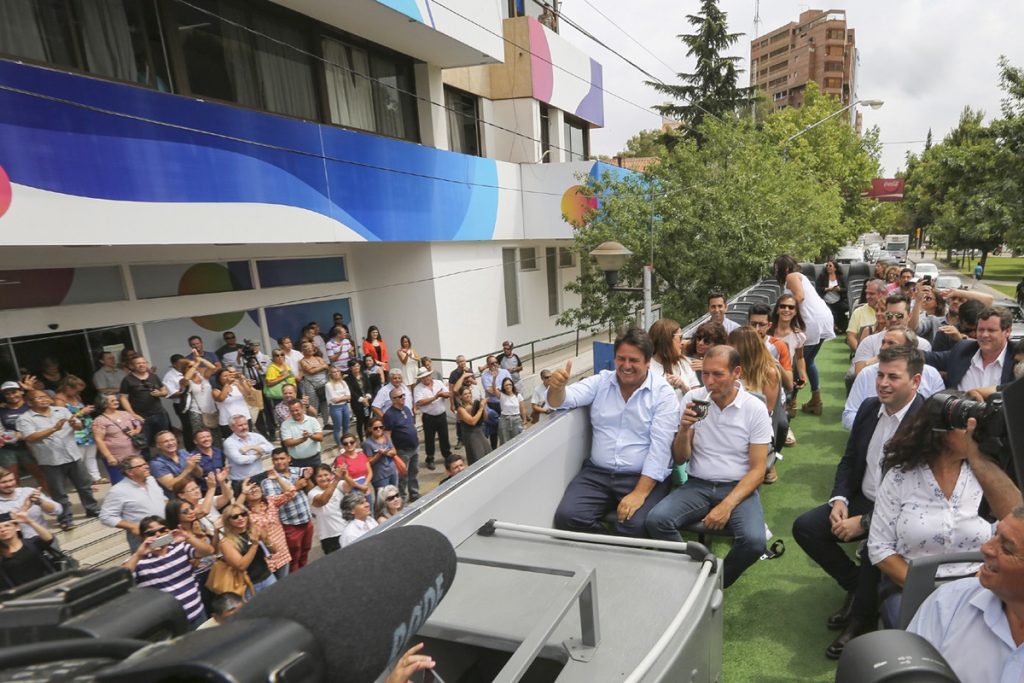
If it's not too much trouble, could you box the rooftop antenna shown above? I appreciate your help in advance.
[751,0,761,122]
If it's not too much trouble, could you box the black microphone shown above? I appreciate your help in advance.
[95,525,457,683]
[239,524,457,680]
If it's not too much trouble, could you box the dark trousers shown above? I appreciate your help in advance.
[421,412,451,464]
[141,411,171,456]
[792,498,879,620]
[553,460,670,538]
[173,403,194,451]
[321,536,341,554]
[43,460,100,523]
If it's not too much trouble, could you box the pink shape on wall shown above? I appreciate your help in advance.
[529,19,553,103]
[0,165,11,219]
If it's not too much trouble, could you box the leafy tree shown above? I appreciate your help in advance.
[559,118,843,329]
[647,0,754,140]
[618,128,669,158]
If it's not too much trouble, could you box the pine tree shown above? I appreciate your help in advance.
[646,0,755,140]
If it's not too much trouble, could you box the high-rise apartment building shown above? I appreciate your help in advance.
[750,9,857,116]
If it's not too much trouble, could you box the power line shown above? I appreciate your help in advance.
[575,0,677,81]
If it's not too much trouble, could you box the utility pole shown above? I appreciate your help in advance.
[751,0,762,123]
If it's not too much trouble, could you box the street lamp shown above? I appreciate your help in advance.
[783,98,884,153]
[590,241,653,329]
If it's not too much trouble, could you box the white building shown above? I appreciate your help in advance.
[0,0,616,382]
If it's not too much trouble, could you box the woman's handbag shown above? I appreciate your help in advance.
[103,415,147,451]
[201,412,219,428]
[205,558,254,597]
[392,453,408,477]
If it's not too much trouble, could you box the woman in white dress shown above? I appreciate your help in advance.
[396,335,419,391]
[773,255,834,415]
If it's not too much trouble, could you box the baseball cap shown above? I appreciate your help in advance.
[0,382,21,392]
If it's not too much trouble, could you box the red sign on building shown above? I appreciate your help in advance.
[862,178,905,201]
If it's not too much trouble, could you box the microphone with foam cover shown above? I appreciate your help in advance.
[94,525,457,683]
[240,524,457,681]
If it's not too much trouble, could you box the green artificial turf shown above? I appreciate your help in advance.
[990,284,1017,299]
[713,339,855,682]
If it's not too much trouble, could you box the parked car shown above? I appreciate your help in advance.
[934,275,963,291]
[995,300,1024,342]
[836,246,865,264]
[914,262,940,280]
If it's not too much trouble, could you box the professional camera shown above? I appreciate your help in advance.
[924,389,1007,458]
[240,338,259,361]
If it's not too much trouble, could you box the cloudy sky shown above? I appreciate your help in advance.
[558,0,1024,175]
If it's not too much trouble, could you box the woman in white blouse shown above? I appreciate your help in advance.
[212,366,254,439]
[868,408,1021,627]
[648,318,699,401]
[324,366,352,448]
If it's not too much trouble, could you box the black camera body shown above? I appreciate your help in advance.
[925,389,1007,458]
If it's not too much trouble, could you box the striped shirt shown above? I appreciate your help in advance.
[133,543,204,622]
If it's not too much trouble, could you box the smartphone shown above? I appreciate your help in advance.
[149,534,174,550]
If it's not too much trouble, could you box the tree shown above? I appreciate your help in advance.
[559,117,844,329]
[647,0,754,140]
[618,128,669,158]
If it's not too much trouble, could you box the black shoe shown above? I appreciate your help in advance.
[425,461,437,471]
[826,591,856,630]
[84,510,101,519]
[826,619,868,660]
[59,519,73,531]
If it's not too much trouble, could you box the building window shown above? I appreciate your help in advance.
[502,249,520,326]
[824,61,844,72]
[0,0,171,90]
[322,36,419,141]
[539,104,551,163]
[445,86,481,156]
[519,248,537,271]
[545,247,559,316]
[131,261,253,300]
[563,115,589,162]
[172,0,319,120]
[558,247,575,268]
[826,29,845,40]
[257,257,347,287]
[506,0,526,18]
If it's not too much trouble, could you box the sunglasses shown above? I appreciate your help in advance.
[143,526,168,537]
[777,304,796,310]
[372,426,384,431]
[386,494,400,502]
[884,312,906,320]
[342,440,356,446]
[229,512,249,520]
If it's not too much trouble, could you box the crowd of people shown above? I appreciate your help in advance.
[2,257,1021,680]
[546,253,1022,680]
[0,315,540,633]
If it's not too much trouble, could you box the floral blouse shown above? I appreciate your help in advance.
[868,461,992,578]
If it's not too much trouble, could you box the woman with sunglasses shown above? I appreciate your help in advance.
[242,471,295,580]
[770,294,808,419]
[684,321,727,383]
[773,255,835,416]
[219,504,277,595]
[364,417,398,492]
[333,434,373,506]
[124,515,214,629]
[340,491,378,548]
[165,496,220,614]
[307,464,350,554]
[265,348,298,402]
[374,484,403,523]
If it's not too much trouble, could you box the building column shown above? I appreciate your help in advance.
[415,63,449,151]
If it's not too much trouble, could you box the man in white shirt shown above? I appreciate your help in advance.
[908,507,1024,683]
[98,456,167,551]
[794,345,925,658]
[413,368,450,471]
[646,346,772,587]
[926,307,1017,392]
[222,414,274,493]
[842,328,945,430]
[530,370,554,423]
[279,400,324,470]
[853,294,931,376]
[708,291,740,334]
[372,370,412,418]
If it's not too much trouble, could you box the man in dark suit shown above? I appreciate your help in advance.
[925,307,1016,391]
[793,345,925,659]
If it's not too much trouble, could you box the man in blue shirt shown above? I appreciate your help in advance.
[189,429,224,478]
[149,430,203,495]
[383,391,419,502]
[908,507,1024,683]
[548,328,679,537]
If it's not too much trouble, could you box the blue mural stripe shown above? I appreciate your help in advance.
[0,60,499,242]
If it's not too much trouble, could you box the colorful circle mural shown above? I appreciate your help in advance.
[179,263,245,331]
[0,165,11,220]
[561,184,597,226]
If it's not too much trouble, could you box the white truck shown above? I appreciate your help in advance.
[883,234,910,264]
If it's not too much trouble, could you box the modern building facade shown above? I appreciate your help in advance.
[750,9,858,122]
[0,0,612,391]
